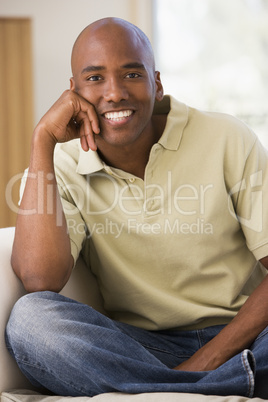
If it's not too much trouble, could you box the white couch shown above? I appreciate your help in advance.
[1,227,267,402]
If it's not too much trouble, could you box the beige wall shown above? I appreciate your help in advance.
[0,0,153,227]
[0,0,153,124]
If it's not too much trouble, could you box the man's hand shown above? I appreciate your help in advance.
[173,342,224,372]
[36,90,100,151]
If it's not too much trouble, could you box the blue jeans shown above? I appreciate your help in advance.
[5,291,268,398]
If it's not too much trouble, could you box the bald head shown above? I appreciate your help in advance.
[71,17,155,76]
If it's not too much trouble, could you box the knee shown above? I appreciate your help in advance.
[5,291,57,352]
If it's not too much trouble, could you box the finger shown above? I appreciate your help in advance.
[86,108,100,135]
[86,134,97,151]
[80,135,89,152]
[69,118,80,137]
[82,117,97,151]
[70,92,99,149]
[77,119,96,152]
[72,92,100,135]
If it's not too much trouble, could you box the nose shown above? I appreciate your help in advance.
[103,77,129,103]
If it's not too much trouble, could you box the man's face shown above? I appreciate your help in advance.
[70,24,163,149]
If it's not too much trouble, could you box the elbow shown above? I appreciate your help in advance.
[20,276,66,294]
[11,253,73,294]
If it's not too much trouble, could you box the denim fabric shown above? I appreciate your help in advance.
[5,291,267,398]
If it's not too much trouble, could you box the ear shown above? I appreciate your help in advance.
[70,77,75,90]
[154,71,164,102]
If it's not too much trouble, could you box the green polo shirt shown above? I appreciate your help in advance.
[53,95,268,330]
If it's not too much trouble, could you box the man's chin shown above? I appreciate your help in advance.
[96,130,137,149]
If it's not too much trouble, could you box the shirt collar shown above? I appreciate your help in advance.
[76,146,105,175]
[156,95,189,151]
[76,95,189,175]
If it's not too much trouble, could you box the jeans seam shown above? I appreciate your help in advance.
[118,328,192,359]
[138,342,192,359]
[197,330,205,348]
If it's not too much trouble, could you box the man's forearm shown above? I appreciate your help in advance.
[174,267,268,372]
[11,129,73,293]
[12,90,100,292]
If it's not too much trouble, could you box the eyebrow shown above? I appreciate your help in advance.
[121,62,146,70]
[81,62,146,75]
[81,65,105,74]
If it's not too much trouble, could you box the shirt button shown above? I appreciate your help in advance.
[129,177,135,183]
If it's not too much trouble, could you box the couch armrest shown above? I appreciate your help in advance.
[0,227,32,393]
[0,227,106,393]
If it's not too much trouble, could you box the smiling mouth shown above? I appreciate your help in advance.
[104,110,133,122]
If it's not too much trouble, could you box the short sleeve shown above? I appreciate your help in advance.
[233,138,268,260]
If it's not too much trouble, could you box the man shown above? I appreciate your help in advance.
[5,17,268,398]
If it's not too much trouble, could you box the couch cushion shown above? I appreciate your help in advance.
[1,390,267,402]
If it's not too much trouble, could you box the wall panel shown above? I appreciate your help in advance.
[0,18,33,227]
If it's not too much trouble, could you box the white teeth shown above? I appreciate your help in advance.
[105,110,133,121]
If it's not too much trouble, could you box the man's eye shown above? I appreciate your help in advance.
[87,75,102,81]
[126,73,140,79]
